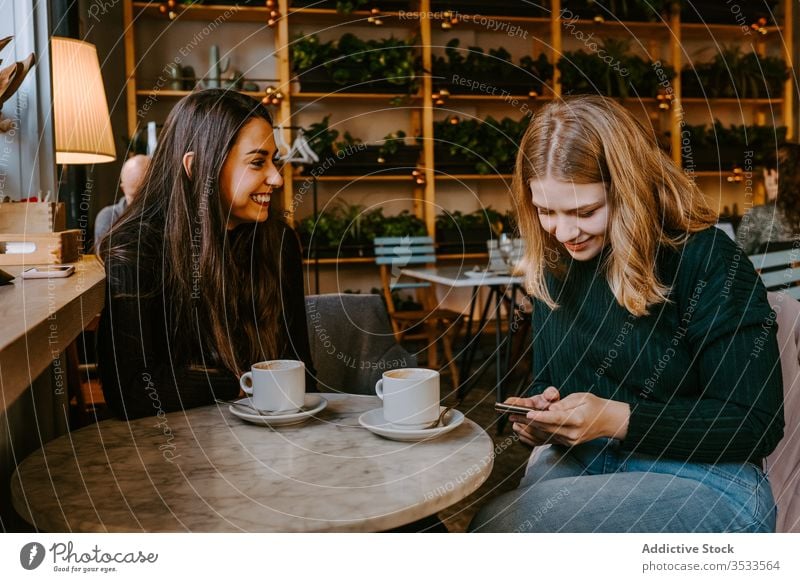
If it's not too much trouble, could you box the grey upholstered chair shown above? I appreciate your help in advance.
[305,293,416,395]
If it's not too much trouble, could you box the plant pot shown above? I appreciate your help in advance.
[296,67,413,94]
[301,144,421,176]
[433,146,478,175]
[295,68,341,93]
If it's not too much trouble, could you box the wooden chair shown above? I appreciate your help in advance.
[374,236,461,389]
[749,248,800,299]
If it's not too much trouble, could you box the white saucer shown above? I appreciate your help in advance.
[358,407,465,442]
[228,394,327,426]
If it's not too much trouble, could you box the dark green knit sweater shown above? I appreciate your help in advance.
[529,227,785,462]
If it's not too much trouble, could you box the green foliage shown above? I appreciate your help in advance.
[559,38,673,98]
[292,32,419,92]
[435,207,514,238]
[681,47,788,99]
[680,122,788,167]
[335,0,368,14]
[432,39,553,92]
[305,115,362,159]
[433,116,529,174]
[297,204,426,251]
[378,131,407,161]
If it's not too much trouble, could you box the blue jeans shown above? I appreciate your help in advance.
[470,438,776,532]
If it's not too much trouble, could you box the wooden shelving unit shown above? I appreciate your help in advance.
[124,0,795,253]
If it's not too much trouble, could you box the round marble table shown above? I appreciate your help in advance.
[11,394,494,532]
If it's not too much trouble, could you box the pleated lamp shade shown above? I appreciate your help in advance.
[51,37,116,164]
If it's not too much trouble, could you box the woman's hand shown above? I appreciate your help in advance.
[505,386,561,448]
[518,392,630,447]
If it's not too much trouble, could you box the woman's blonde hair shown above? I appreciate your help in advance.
[513,95,717,316]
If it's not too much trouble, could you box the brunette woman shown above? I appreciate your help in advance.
[98,89,315,419]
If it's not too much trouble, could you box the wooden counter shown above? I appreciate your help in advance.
[0,256,105,411]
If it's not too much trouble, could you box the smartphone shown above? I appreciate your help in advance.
[21,265,75,279]
[494,402,538,415]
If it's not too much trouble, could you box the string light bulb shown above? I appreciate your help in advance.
[368,8,384,26]
[727,167,744,183]
[262,86,284,106]
[750,17,769,36]
[267,2,281,27]
[159,0,178,20]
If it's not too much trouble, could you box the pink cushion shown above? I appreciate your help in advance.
[766,292,800,533]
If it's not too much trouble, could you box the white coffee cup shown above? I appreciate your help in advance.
[239,360,305,413]
[374,368,440,429]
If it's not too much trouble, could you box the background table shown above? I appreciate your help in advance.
[0,255,105,411]
[11,394,493,532]
[401,266,525,402]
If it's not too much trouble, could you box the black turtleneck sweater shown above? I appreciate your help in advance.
[528,227,784,462]
[97,221,315,420]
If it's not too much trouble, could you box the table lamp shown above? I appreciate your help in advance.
[51,37,115,164]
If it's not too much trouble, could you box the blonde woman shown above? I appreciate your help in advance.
[471,96,784,532]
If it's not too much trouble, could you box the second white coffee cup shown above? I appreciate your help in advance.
[240,360,305,413]
[375,368,440,429]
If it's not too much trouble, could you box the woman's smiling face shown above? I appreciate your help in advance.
[530,177,609,260]
[219,117,283,230]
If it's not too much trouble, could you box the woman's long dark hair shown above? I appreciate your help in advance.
[775,142,800,229]
[99,89,285,376]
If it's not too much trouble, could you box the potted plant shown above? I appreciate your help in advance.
[292,32,419,94]
[677,121,788,171]
[433,115,528,175]
[681,47,788,99]
[559,38,672,98]
[302,116,421,176]
[298,205,427,258]
[432,39,552,96]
